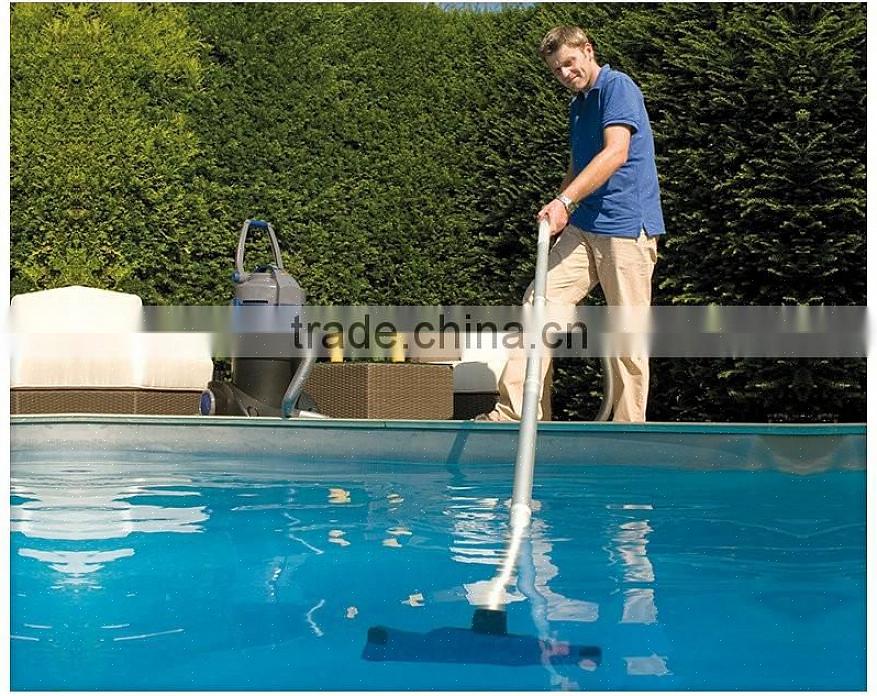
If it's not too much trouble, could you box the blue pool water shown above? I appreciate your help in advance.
[11,450,865,690]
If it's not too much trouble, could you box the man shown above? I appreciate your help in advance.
[478,25,664,423]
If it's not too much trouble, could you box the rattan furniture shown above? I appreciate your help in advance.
[11,388,202,416]
[303,362,454,419]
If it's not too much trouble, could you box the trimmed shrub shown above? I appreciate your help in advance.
[10,3,215,304]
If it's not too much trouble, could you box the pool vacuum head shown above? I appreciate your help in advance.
[363,609,601,667]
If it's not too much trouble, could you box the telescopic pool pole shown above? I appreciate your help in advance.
[363,218,601,665]
[479,217,552,627]
[509,215,552,529]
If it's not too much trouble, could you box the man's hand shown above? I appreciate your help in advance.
[537,198,569,236]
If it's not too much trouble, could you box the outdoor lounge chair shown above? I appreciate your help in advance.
[10,285,213,415]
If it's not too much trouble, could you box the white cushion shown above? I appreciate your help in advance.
[434,332,509,394]
[136,332,214,389]
[10,286,212,391]
[11,332,142,387]
[10,285,143,332]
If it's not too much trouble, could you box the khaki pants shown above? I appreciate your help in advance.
[492,225,658,423]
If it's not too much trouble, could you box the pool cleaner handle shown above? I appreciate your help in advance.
[483,218,552,614]
[235,219,285,280]
[510,216,552,527]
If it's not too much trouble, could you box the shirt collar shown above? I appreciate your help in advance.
[592,63,610,91]
[576,63,610,101]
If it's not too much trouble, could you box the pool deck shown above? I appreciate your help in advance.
[10,414,865,473]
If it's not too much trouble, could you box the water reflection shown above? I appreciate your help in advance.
[448,492,598,619]
[18,548,135,587]
[11,469,208,586]
[447,491,522,604]
[447,490,671,683]
[625,654,671,676]
[11,470,369,686]
[529,524,598,623]
[11,473,208,540]
[621,588,657,624]
[446,491,599,689]
[608,503,669,677]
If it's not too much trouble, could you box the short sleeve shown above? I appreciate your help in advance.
[600,75,641,134]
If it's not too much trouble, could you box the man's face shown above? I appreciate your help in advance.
[545,43,595,92]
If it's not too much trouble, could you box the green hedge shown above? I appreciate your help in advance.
[10,4,218,304]
[10,3,866,421]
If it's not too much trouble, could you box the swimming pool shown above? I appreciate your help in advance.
[10,416,866,690]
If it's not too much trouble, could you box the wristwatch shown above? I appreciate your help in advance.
[556,193,577,215]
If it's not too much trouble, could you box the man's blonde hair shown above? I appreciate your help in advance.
[538,25,596,59]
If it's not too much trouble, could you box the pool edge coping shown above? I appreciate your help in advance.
[10,413,866,437]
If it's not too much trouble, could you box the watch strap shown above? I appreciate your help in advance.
[556,194,577,214]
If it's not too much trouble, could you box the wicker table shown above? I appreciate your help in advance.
[303,362,454,419]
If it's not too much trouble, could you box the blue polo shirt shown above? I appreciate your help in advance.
[569,64,665,237]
